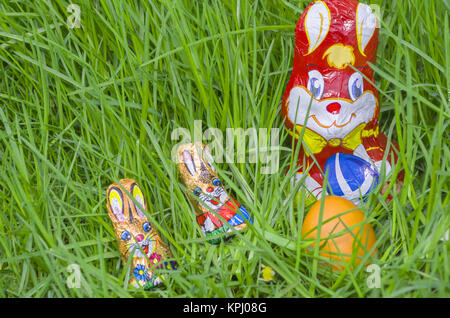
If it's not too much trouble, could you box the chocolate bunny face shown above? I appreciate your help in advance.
[178,142,229,214]
[106,179,175,289]
[107,180,157,260]
[282,0,380,143]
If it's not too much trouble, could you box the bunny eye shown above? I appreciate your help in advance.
[307,70,325,100]
[348,72,364,101]
[212,179,221,186]
[193,187,202,196]
[121,231,131,241]
[143,222,151,232]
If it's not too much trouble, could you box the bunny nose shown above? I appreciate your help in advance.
[136,234,144,242]
[206,187,214,193]
[326,102,341,114]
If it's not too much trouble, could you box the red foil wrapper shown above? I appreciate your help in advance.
[282,0,401,203]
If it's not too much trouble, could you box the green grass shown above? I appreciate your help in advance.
[0,0,448,297]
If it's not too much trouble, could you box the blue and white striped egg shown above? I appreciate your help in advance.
[324,153,379,202]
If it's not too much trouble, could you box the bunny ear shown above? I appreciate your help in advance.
[304,1,330,55]
[130,183,147,219]
[108,187,126,223]
[356,3,377,56]
[183,150,196,176]
[202,145,215,171]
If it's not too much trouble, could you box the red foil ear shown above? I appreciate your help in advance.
[282,0,379,131]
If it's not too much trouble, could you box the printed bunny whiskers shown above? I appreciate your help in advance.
[106,179,177,290]
[177,142,253,244]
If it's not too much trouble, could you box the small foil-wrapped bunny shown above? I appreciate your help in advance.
[177,142,252,244]
[106,179,177,289]
[282,0,401,203]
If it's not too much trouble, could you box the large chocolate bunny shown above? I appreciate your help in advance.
[177,142,252,244]
[282,0,401,203]
[106,179,177,289]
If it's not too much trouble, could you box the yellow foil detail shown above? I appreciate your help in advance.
[288,123,368,154]
[366,146,383,152]
[322,44,355,69]
[328,138,341,147]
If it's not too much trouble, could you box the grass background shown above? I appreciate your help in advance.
[0,0,448,297]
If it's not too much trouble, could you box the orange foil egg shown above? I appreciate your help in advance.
[301,196,377,270]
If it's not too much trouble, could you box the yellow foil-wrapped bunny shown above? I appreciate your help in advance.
[106,179,177,289]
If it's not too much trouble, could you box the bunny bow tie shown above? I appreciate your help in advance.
[288,123,379,154]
